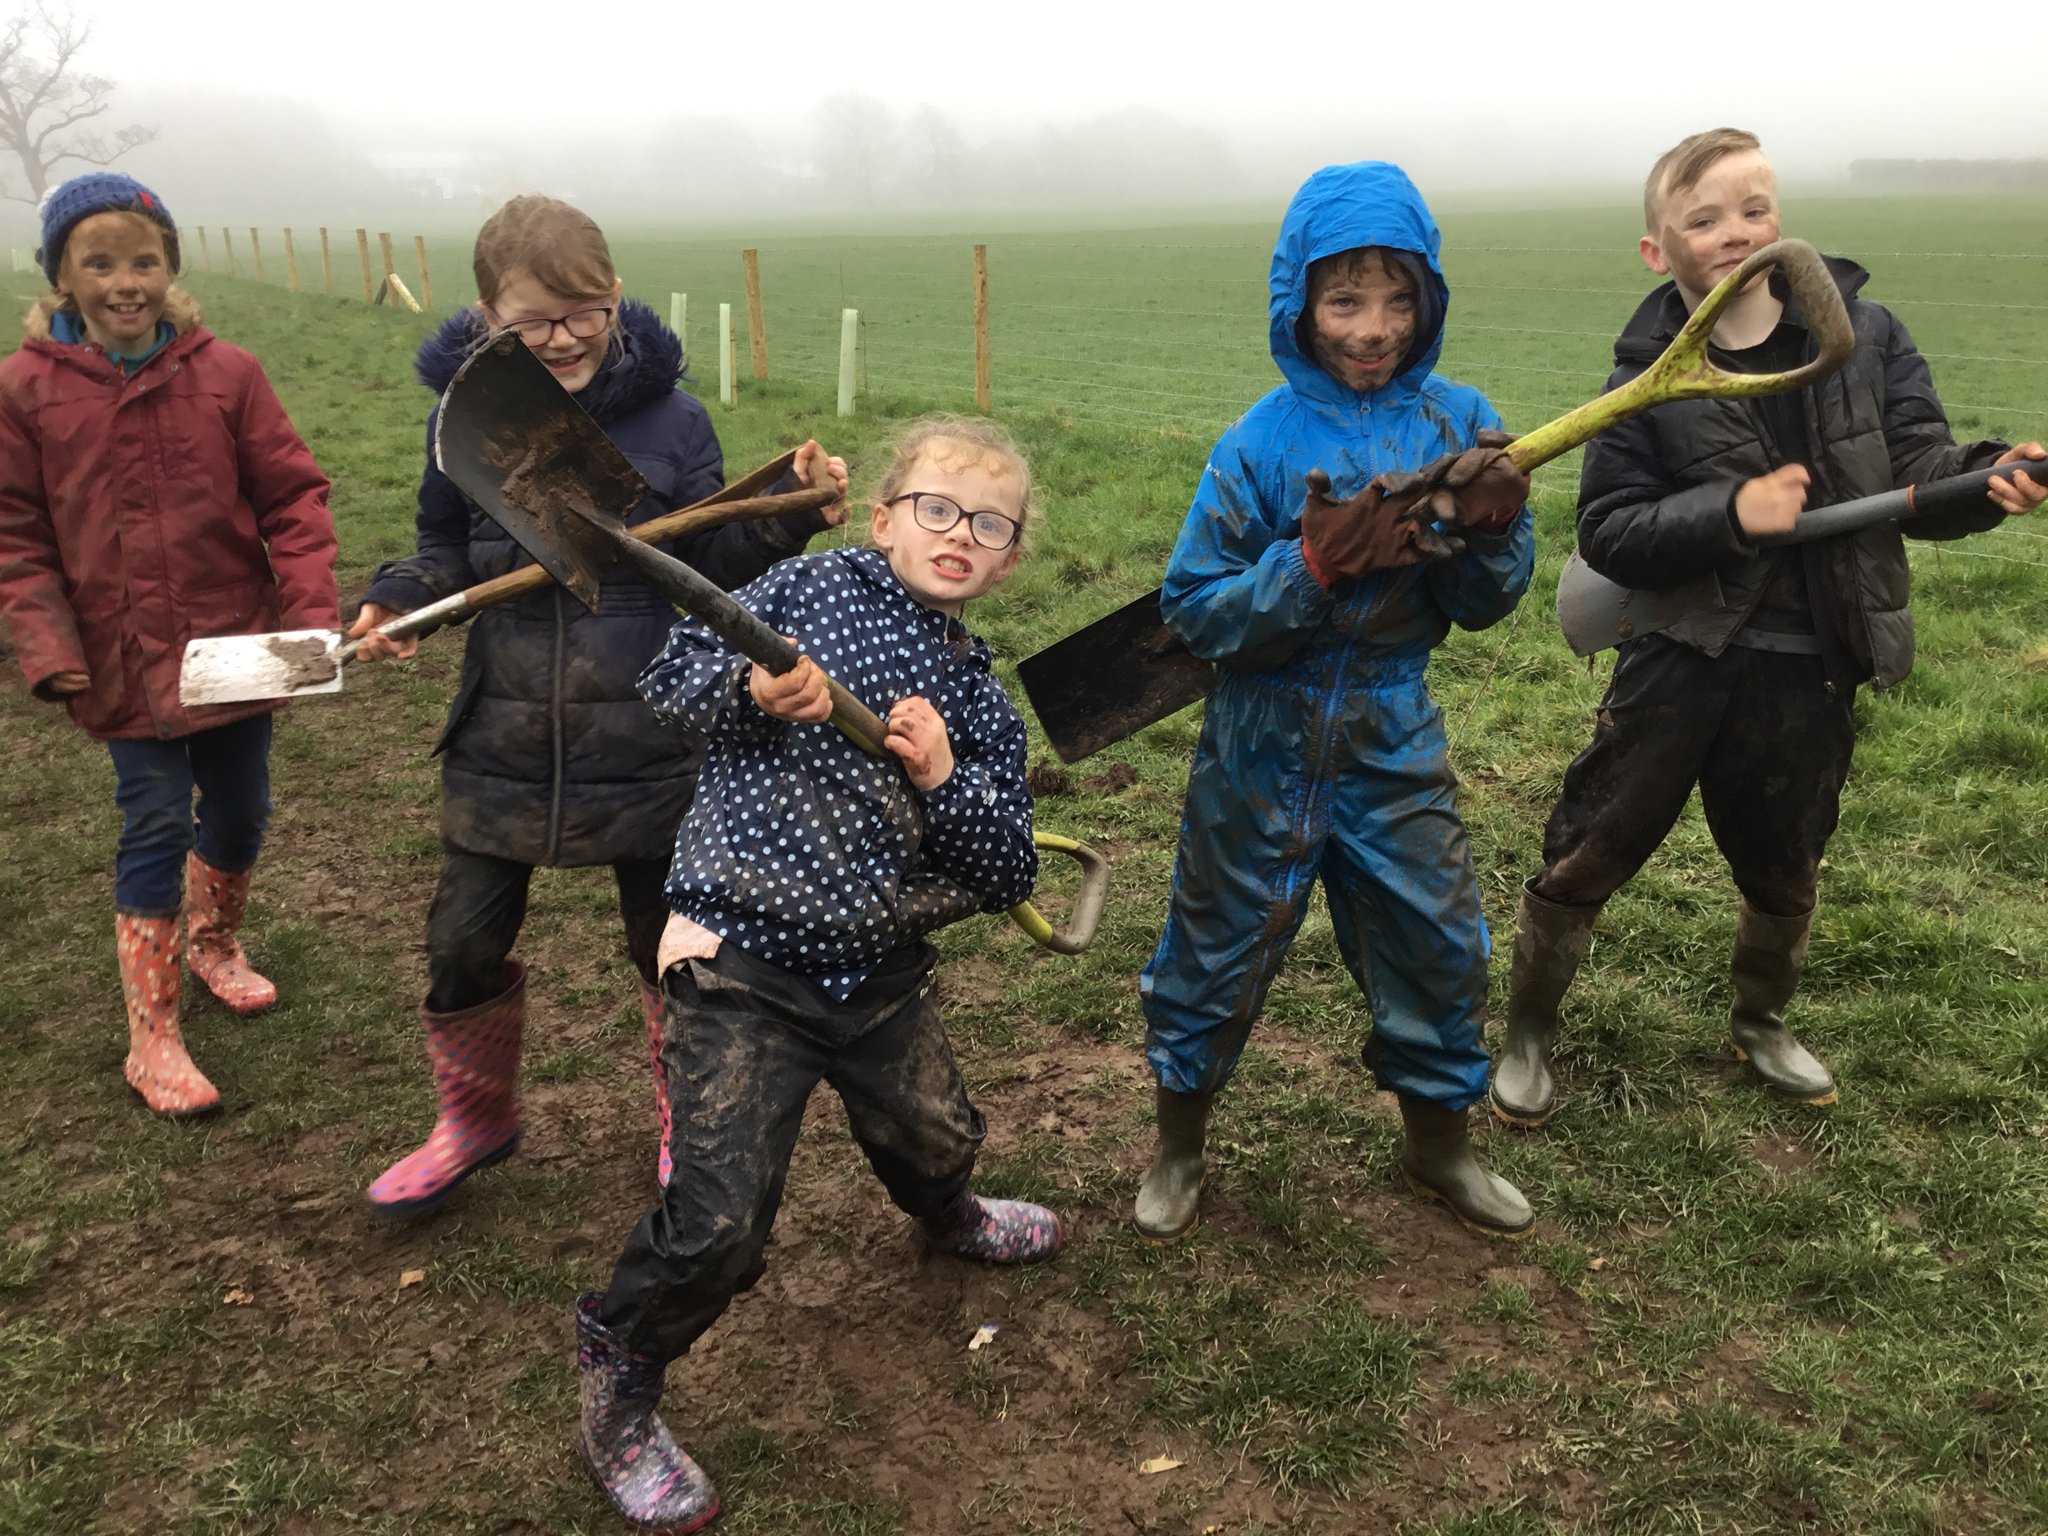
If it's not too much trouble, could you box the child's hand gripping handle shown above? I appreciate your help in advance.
[1504,239,1856,475]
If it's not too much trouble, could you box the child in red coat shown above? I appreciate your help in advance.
[0,173,337,1116]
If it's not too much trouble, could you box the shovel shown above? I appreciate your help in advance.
[1554,459,2040,656]
[179,437,837,708]
[436,332,1110,956]
[1016,238,1856,762]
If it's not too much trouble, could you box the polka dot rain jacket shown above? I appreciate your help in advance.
[639,547,1038,998]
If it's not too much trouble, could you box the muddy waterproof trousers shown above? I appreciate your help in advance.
[424,849,669,1013]
[1140,655,1494,1111]
[597,941,985,1365]
[1531,636,1856,917]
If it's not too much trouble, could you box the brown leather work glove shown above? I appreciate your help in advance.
[1299,468,1462,588]
[1373,429,1530,535]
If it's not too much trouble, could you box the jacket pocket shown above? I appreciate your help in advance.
[432,664,486,757]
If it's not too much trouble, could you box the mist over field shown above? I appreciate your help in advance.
[4,0,2044,232]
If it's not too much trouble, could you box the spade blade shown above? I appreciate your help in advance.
[1016,587,1216,763]
[432,331,650,610]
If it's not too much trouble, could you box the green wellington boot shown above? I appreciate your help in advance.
[1398,1096,1534,1240]
[1133,1086,1213,1242]
[1727,901,1837,1106]
[1489,879,1602,1129]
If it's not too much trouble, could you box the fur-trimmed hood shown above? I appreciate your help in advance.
[21,284,201,343]
[413,297,685,425]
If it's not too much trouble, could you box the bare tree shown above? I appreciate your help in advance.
[0,4,154,204]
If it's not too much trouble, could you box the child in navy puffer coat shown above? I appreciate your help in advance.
[349,195,848,1215]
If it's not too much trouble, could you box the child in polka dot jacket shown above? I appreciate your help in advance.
[570,417,1062,1533]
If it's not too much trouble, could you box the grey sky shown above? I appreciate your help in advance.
[74,0,2043,165]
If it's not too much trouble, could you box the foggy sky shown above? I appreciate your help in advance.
[9,0,2045,227]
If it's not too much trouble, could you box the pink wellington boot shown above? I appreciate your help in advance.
[184,851,277,1015]
[640,979,674,1188]
[117,912,220,1117]
[366,961,526,1216]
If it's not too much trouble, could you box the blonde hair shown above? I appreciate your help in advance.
[872,414,1037,551]
[471,195,617,306]
[1644,128,1763,230]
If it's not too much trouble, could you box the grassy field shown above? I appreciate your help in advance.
[3,194,2046,1536]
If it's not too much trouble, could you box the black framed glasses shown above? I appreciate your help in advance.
[485,304,614,346]
[888,492,1022,552]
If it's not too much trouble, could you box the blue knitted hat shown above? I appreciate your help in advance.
[37,172,181,283]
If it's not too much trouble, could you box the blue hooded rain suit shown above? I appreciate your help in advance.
[1139,162,1535,1110]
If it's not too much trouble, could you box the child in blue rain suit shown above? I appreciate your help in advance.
[1134,160,1538,1242]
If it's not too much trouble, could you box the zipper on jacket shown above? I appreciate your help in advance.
[547,588,567,863]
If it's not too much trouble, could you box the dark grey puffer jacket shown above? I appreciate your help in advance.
[1577,257,2007,688]
[364,301,828,866]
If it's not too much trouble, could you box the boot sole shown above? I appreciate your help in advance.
[1402,1172,1535,1242]
[127,1081,222,1119]
[1725,1039,1839,1107]
[367,1131,523,1218]
[1487,1089,1555,1130]
[580,1444,721,1534]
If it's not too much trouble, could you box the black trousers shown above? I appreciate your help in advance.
[424,848,670,1012]
[1533,636,1856,918]
[598,942,984,1365]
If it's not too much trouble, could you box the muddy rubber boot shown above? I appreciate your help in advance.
[573,1293,721,1534]
[1398,1096,1534,1240]
[922,1191,1065,1265]
[366,961,526,1215]
[1490,880,1602,1129]
[184,851,278,1015]
[1133,1085,1212,1241]
[640,979,673,1188]
[117,912,220,1117]
[1727,901,1837,1106]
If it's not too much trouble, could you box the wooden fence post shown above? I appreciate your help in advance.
[973,243,991,412]
[355,229,373,300]
[222,228,238,277]
[319,228,333,296]
[741,249,768,380]
[283,229,300,292]
[718,302,735,407]
[378,233,396,286]
[837,308,859,418]
[196,227,212,272]
[248,229,265,283]
[413,236,434,311]
[669,292,687,353]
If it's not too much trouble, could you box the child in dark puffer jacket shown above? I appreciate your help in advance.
[350,195,848,1215]
[0,172,337,1117]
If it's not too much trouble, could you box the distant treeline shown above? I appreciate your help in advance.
[1848,159,2048,192]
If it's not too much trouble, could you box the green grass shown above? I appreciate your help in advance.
[4,192,2047,1534]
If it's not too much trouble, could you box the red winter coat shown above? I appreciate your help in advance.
[0,290,337,740]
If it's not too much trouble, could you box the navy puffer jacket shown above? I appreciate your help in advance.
[364,300,829,866]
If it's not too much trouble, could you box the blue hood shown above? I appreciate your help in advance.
[413,297,686,425]
[1269,161,1449,409]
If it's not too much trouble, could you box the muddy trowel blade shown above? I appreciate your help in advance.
[179,629,345,706]
[432,331,651,611]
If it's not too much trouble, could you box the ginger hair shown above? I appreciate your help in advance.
[872,414,1037,551]
[1644,128,1764,231]
[471,194,617,306]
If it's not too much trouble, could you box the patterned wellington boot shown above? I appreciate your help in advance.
[184,851,277,1015]
[922,1190,1065,1264]
[1727,901,1837,1106]
[1397,1096,1534,1240]
[366,961,526,1216]
[117,912,220,1117]
[574,1294,721,1533]
[640,980,673,1188]
[1133,1086,1212,1242]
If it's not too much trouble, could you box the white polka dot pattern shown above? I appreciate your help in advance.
[637,548,1038,998]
